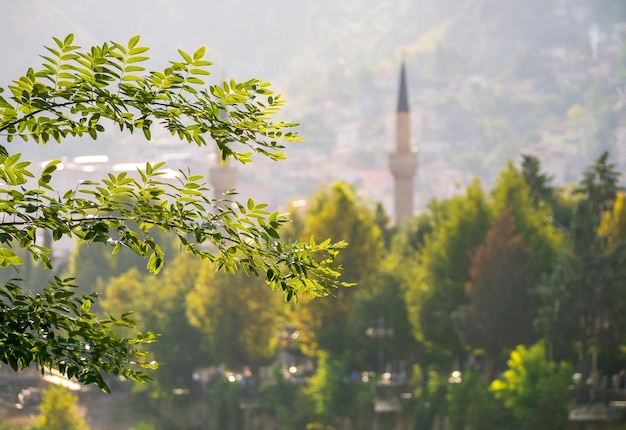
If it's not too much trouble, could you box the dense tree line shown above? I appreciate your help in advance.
[29,151,620,430]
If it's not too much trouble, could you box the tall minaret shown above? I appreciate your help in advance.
[389,60,418,226]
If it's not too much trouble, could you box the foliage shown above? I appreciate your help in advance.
[535,152,625,378]
[0,34,347,391]
[521,154,554,203]
[463,207,537,379]
[490,342,572,430]
[101,261,205,397]
[412,369,448,430]
[259,366,314,430]
[447,371,512,430]
[305,351,358,426]
[302,182,382,284]
[404,180,491,367]
[186,257,282,367]
[34,385,89,430]
[207,375,243,430]
[66,228,176,298]
[350,269,417,373]
[0,276,156,390]
[291,182,382,355]
[491,161,563,277]
[599,191,626,249]
[576,150,623,216]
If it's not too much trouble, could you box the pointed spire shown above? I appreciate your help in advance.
[397,59,409,113]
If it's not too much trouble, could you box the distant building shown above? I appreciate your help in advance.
[209,155,237,201]
[388,61,418,225]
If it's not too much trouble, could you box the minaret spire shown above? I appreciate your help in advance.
[388,58,418,226]
[397,60,409,113]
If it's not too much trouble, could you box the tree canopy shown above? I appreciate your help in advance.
[0,34,347,391]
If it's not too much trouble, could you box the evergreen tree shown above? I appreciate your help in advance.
[521,154,554,203]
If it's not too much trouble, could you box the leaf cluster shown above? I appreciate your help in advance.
[0,34,299,162]
[0,277,156,392]
[0,34,348,391]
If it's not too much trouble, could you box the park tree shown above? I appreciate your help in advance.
[66,243,113,295]
[490,343,572,430]
[0,34,346,391]
[491,161,563,278]
[535,153,624,382]
[404,180,491,370]
[290,182,383,356]
[521,153,554,204]
[101,257,206,397]
[462,207,536,380]
[34,384,89,430]
[186,257,282,369]
[577,150,623,216]
[350,269,417,375]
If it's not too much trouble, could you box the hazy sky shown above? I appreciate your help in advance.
[0,1,314,85]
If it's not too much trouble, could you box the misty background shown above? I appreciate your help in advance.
[1,0,625,214]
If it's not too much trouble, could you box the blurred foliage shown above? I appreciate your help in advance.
[33,385,89,430]
[490,343,572,430]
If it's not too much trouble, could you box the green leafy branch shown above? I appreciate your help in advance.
[0,34,349,391]
[0,34,299,162]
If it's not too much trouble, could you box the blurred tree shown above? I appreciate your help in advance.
[463,207,536,380]
[66,243,114,297]
[491,161,564,278]
[374,202,393,250]
[404,180,491,371]
[186,259,282,369]
[447,371,512,430]
[350,269,418,374]
[259,366,314,430]
[490,343,572,430]
[536,153,624,382]
[303,182,382,284]
[102,259,206,397]
[391,211,433,258]
[521,154,554,204]
[576,150,623,216]
[304,351,356,428]
[291,182,383,356]
[34,385,88,430]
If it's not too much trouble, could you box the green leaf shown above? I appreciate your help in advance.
[63,33,75,47]
[0,248,24,267]
[129,46,149,55]
[126,56,149,64]
[124,65,145,73]
[81,300,92,313]
[178,49,192,64]
[189,68,211,76]
[147,252,164,274]
[128,35,141,49]
[193,46,206,60]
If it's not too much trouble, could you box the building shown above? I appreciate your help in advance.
[388,61,418,225]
